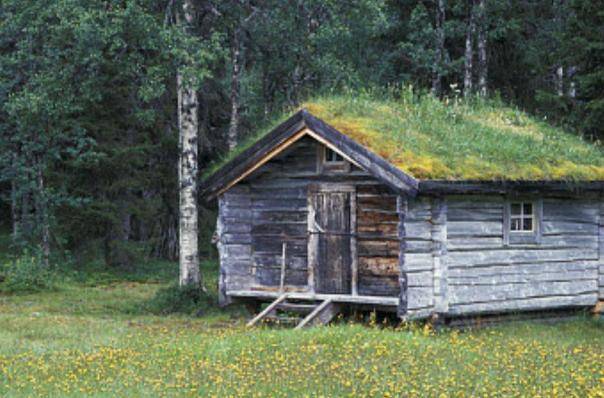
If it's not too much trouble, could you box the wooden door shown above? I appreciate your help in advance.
[308,187,352,294]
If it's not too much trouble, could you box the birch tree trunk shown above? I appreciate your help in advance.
[10,153,20,245]
[463,0,475,97]
[556,66,564,96]
[476,0,488,97]
[178,0,201,287]
[35,159,50,267]
[227,28,241,152]
[431,0,446,97]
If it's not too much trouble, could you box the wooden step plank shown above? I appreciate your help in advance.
[246,294,288,327]
[276,302,318,313]
[295,299,341,329]
[264,315,303,325]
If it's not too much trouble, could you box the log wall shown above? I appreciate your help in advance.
[356,186,400,296]
[403,194,601,318]
[447,195,599,314]
[217,136,402,302]
[600,202,604,300]
[403,197,438,318]
[217,134,602,314]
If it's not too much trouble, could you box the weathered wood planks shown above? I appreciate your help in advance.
[445,196,601,313]
[216,130,603,319]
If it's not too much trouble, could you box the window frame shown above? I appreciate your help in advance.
[503,198,542,246]
[324,147,345,164]
[509,202,535,233]
[317,145,350,173]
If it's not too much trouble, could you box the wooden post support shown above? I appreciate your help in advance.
[295,299,341,329]
[280,242,287,293]
[397,195,408,318]
[350,189,358,296]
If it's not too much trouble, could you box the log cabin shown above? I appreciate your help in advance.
[200,98,604,326]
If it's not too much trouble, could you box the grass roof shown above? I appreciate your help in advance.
[207,91,604,181]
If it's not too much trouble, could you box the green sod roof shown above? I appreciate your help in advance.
[210,92,604,181]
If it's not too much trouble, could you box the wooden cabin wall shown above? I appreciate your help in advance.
[402,197,448,319]
[356,186,399,296]
[402,195,602,319]
[600,202,604,300]
[216,136,402,300]
[445,196,600,315]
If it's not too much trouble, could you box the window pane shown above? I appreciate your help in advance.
[325,147,343,162]
[523,218,533,231]
[511,203,521,215]
[523,203,533,215]
[511,218,521,231]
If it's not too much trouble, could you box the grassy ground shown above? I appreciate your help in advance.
[0,261,603,397]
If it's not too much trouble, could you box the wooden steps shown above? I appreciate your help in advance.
[275,302,317,313]
[295,299,341,329]
[246,295,342,328]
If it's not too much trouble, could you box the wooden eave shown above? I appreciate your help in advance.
[200,109,419,201]
[419,180,604,195]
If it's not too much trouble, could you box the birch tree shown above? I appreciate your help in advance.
[431,0,446,96]
[177,0,201,287]
[226,1,258,152]
[463,0,476,97]
[476,0,487,97]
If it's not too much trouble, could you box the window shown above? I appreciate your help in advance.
[504,199,542,246]
[510,202,534,232]
[319,145,350,173]
[324,147,344,163]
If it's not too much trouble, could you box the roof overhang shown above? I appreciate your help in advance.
[420,180,604,195]
[200,109,419,201]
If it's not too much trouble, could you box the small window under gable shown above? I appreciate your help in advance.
[504,199,542,245]
[318,144,350,173]
[325,147,344,163]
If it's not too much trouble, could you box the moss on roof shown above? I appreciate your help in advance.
[207,91,604,181]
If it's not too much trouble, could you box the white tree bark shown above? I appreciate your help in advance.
[35,159,50,268]
[556,66,564,96]
[463,0,475,97]
[477,0,488,97]
[178,0,201,287]
[227,28,241,152]
[431,0,446,97]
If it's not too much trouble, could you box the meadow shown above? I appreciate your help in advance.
[0,260,603,397]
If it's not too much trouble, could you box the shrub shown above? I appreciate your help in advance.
[145,283,215,316]
[0,254,60,293]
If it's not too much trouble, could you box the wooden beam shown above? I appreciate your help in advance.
[200,109,420,202]
[307,190,317,293]
[217,128,309,197]
[246,294,288,327]
[420,180,604,195]
[295,299,340,329]
[230,290,399,306]
[279,242,286,293]
[397,195,408,317]
[350,189,358,296]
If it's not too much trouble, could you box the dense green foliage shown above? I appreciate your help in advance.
[0,0,603,269]
[0,262,602,396]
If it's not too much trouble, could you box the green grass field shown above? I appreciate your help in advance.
[0,261,603,397]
